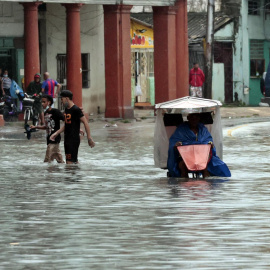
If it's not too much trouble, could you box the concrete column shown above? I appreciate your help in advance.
[103,5,134,119]
[64,4,83,107]
[175,0,189,98]
[22,2,42,89]
[153,6,178,104]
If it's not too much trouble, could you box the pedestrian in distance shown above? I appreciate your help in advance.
[1,69,12,97]
[50,90,95,164]
[189,62,205,98]
[27,73,45,125]
[30,94,65,163]
[41,72,61,107]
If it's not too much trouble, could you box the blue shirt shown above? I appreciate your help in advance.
[42,79,58,97]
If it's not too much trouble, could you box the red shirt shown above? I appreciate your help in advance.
[189,68,205,87]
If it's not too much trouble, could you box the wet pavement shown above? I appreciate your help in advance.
[1,116,270,269]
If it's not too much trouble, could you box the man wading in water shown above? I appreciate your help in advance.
[50,90,95,164]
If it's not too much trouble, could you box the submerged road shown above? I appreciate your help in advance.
[0,117,270,269]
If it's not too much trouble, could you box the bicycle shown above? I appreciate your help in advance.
[22,93,40,126]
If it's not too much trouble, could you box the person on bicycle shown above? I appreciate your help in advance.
[27,73,44,125]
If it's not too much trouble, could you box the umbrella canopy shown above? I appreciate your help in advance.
[155,96,222,111]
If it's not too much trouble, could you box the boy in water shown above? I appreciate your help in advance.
[50,90,95,164]
[31,94,65,163]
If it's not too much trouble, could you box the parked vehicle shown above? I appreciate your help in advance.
[0,80,25,122]
[0,95,19,122]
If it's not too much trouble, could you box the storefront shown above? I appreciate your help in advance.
[130,18,155,107]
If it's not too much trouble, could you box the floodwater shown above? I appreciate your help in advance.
[0,118,270,269]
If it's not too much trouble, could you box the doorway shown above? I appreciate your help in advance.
[131,49,154,106]
[214,42,233,103]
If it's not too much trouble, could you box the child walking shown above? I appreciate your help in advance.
[31,94,65,163]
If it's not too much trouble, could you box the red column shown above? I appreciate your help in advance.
[153,6,178,104]
[64,4,83,107]
[22,2,41,89]
[175,0,189,98]
[103,5,134,119]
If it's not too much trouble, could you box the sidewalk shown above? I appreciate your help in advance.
[220,107,270,118]
[1,106,270,128]
[134,107,270,119]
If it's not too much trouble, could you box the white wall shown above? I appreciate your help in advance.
[43,3,105,115]
[214,22,234,40]
[0,2,23,37]
[212,63,225,102]
[81,5,105,115]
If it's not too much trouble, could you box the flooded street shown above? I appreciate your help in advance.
[1,117,270,269]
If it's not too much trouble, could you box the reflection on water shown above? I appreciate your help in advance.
[0,121,270,269]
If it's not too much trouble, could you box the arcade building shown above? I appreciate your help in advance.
[0,0,189,118]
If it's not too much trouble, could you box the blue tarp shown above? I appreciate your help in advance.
[10,80,24,99]
[167,122,231,177]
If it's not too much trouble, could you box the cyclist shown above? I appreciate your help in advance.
[27,73,44,125]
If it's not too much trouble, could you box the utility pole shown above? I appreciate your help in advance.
[204,0,215,99]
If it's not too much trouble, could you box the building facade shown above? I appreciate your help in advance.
[244,0,270,105]
[189,0,270,106]
[130,15,155,107]
[0,0,189,118]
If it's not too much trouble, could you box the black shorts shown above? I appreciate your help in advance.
[64,140,80,163]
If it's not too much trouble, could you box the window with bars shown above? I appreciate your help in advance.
[57,53,90,89]
[248,0,260,15]
[265,0,270,14]
[250,40,265,77]
[81,53,90,88]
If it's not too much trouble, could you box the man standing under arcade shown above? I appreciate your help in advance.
[41,72,61,107]
[189,62,205,98]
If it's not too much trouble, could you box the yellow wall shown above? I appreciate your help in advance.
[130,20,154,49]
